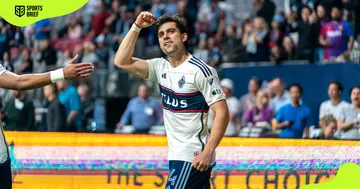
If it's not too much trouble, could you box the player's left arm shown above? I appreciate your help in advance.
[192,68,229,172]
[203,99,229,154]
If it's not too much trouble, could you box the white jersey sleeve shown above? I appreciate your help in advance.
[146,58,164,82]
[194,67,226,106]
[0,64,7,75]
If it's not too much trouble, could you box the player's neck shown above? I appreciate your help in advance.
[330,98,341,105]
[168,49,189,68]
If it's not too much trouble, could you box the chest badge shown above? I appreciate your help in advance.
[178,75,185,88]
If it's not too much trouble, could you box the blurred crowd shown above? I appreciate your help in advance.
[0,0,359,139]
[116,77,360,140]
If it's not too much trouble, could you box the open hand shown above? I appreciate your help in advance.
[135,11,156,28]
[63,55,94,80]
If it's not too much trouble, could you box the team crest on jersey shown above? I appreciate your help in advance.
[178,75,185,88]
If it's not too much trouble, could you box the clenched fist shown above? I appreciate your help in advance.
[135,11,156,28]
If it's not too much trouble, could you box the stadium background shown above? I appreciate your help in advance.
[1,0,360,188]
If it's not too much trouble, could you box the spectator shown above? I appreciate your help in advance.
[319,81,350,126]
[207,37,222,67]
[151,0,166,18]
[297,6,318,62]
[13,27,25,49]
[89,1,110,38]
[208,79,239,136]
[57,50,73,67]
[94,34,110,69]
[254,0,276,25]
[16,48,33,73]
[282,36,297,60]
[270,44,285,64]
[243,90,274,127]
[284,0,314,17]
[82,41,98,63]
[336,86,360,140]
[33,18,51,52]
[56,80,83,132]
[0,52,14,72]
[238,76,262,124]
[343,0,360,38]
[67,18,83,40]
[313,4,328,62]
[2,90,35,131]
[116,84,162,134]
[274,84,312,138]
[43,84,67,132]
[315,115,338,139]
[242,17,270,62]
[222,25,243,62]
[165,0,178,15]
[177,0,197,45]
[285,12,299,34]
[196,0,225,41]
[315,0,343,18]
[193,37,209,62]
[269,77,291,113]
[77,84,94,130]
[268,15,285,49]
[38,40,58,71]
[319,6,355,62]
[105,0,121,35]
[0,26,11,60]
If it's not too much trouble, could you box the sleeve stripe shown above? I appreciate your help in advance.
[192,57,212,76]
[189,59,209,77]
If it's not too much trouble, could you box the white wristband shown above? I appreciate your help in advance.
[131,23,142,33]
[50,68,65,83]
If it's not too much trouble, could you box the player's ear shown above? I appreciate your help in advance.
[182,33,188,43]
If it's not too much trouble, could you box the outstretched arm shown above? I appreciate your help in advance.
[114,11,156,79]
[0,55,93,91]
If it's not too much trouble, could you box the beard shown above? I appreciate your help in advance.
[162,44,178,56]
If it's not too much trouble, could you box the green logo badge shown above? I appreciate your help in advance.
[1,0,88,26]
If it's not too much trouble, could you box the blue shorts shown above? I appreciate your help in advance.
[165,160,214,189]
[0,158,12,189]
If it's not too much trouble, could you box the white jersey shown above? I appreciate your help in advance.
[0,64,8,164]
[319,100,350,119]
[146,54,226,163]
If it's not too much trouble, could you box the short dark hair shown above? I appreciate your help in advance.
[329,81,344,92]
[155,14,188,35]
[302,6,313,14]
[250,76,262,88]
[350,86,360,95]
[289,83,302,94]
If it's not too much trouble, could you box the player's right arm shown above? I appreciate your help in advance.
[0,55,93,91]
[114,11,156,79]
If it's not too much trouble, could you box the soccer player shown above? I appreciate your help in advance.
[0,55,94,189]
[114,12,230,188]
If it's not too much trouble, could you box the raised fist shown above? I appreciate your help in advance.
[135,11,156,28]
